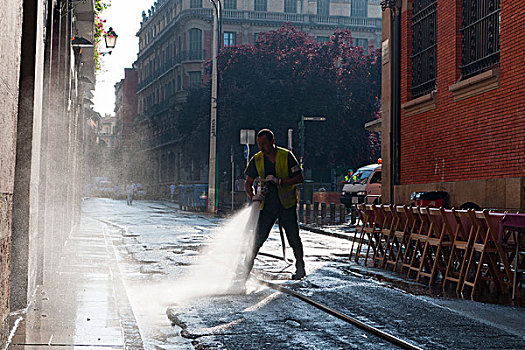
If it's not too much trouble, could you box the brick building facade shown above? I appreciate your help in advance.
[381,0,525,209]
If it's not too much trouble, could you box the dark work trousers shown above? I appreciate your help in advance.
[243,203,305,277]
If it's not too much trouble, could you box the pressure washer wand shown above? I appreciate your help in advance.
[278,219,294,265]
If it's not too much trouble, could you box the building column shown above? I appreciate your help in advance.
[10,0,46,312]
[43,4,63,281]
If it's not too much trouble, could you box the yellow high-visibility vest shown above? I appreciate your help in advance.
[254,146,298,210]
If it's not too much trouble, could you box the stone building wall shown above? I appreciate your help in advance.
[0,0,24,345]
[0,196,12,347]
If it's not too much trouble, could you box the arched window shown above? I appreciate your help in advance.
[188,28,202,60]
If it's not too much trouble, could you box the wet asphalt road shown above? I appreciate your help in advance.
[83,198,525,350]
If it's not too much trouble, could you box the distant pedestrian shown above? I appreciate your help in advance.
[169,184,176,202]
[235,177,244,192]
[126,182,135,205]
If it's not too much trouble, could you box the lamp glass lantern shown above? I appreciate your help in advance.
[104,27,118,49]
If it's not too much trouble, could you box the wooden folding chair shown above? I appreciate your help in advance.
[349,204,367,262]
[461,210,512,300]
[495,212,525,302]
[401,206,429,278]
[384,205,410,272]
[416,207,454,286]
[352,204,380,265]
[372,204,395,268]
[442,209,475,294]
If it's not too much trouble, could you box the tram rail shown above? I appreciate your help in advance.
[252,275,423,350]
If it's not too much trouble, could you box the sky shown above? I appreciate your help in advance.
[93,0,155,117]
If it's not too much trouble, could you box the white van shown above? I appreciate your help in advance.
[340,163,381,208]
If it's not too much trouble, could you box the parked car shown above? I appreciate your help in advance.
[340,163,381,223]
[95,180,114,198]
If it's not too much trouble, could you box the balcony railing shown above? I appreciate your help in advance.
[138,8,382,54]
[137,50,207,92]
[140,131,180,151]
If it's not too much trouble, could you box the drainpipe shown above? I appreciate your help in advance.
[392,5,401,204]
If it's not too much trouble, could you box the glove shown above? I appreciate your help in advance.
[264,175,278,185]
[252,193,264,202]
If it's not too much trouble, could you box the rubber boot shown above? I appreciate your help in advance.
[292,260,306,280]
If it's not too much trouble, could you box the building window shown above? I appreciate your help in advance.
[224,32,237,46]
[189,71,202,88]
[189,28,202,60]
[351,0,367,17]
[317,36,330,43]
[317,0,329,16]
[461,0,500,78]
[224,0,237,10]
[190,0,202,8]
[355,38,368,54]
[254,0,267,11]
[254,33,259,42]
[284,0,297,13]
[411,0,437,98]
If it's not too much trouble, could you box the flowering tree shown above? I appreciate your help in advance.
[177,24,381,180]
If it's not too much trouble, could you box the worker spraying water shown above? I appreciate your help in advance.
[239,129,306,283]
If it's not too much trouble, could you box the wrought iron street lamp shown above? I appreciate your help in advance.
[104,27,118,49]
[99,27,119,56]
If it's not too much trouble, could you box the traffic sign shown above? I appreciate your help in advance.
[244,144,249,158]
[240,129,255,144]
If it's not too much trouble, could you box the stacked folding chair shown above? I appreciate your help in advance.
[494,212,524,302]
[384,205,410,272]
[416,207,454,286]
[347,204,524,304]
[372,204,395,268]
[349,204,367,262]
[351,204,380,265]
[442,209,475,294]
[402,207,429,278]
[461,210,512,299]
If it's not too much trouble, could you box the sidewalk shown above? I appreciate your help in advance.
[7,217,143,349]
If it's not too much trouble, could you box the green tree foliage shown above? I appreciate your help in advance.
[177,24,381,180]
